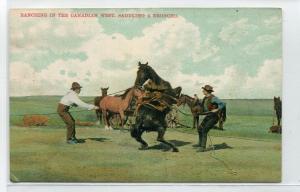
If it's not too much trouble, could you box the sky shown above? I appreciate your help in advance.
[9,8,282,98]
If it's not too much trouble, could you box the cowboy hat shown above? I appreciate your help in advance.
[202,85,214,92]
[71,82,82,90]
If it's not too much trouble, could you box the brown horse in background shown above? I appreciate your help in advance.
[99,87,143,130]
[94,87,109,125]
[177,94,226,130]
[177,94,202,129]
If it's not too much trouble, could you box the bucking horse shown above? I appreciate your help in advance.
[131,62,182,152]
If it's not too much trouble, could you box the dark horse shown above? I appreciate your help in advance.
[134,62,182,98]
[131,62,181,152]
[274,96,282,126]
[94,87,109,125]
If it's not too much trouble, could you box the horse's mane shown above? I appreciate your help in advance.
[182,94,194,100]
[120,87,132,99]
[143,65,163,85]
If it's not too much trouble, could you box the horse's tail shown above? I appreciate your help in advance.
[220,106,227,122]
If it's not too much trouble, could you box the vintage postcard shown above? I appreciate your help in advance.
[9,8,282,182]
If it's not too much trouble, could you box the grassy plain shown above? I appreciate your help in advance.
[9,96,281,182]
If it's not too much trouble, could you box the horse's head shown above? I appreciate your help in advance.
[274,96,281,102]
[133,86,144,99]
[134,61,150,87]
[173,86,182,98]
[101,87,109,96]
[176,94,187,107]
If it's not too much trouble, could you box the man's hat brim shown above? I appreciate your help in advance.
[202,87,214,92]
[71,86,82,89]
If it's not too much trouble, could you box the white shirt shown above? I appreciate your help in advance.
[59,90,95,110]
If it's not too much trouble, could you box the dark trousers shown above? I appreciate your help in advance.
[197,113,219,148]
[57,103,76,141]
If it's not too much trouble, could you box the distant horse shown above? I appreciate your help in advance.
[94,87,109,125]
[99,87,143,130]
[274,96,282,126]
[177,94,227,130]
[131,62,180,152]
[134,62,182,98]
[177,94,202,129]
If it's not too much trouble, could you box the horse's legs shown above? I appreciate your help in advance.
[136,134,148,150]
[119,111,125,130]
[123,115,129,128]
[276,112,281,126]
[95,110,99,125]
[218,119,224,130]
[99,110,103,125]
[157,127,179,152]
[102,110,110,130]
[132,128,148,149]
[195,115,199,129]
[217,112,224,130]
[192,115,196,129]
[95,110,102,126]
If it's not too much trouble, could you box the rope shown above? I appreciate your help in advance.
[207,133,237,175]
[172,127,277,143]
[11,88,131,117]
[10,109,91,117]
[174,121,192,128]
[10,173,19,182]
[176,108,193,116]
[107,89,129,96]
[175,106,212,117]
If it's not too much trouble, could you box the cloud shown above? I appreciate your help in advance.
[193,34,220,62]
[10,9,103,51]
[219,18,257,45]
[244,33,281,55]
[174,59,282,99]
[243,59,282,98]
[9,11,281,99]
[263,16,281,28]
[11,15,220,96]
[10,56,282,98]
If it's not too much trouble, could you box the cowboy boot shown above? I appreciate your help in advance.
[197,124,203,147]
[197,131,202,147]
[198,134,207,152]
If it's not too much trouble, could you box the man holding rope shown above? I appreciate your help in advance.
[57,82,99,144]
[197,85,226,152]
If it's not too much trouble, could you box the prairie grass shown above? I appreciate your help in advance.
[9,96,281,182]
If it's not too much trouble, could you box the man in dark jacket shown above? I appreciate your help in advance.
[197,85,225,152]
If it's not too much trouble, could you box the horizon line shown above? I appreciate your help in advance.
[8,95,279,100]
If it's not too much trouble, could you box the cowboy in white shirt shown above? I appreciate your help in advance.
[57,82,99,144]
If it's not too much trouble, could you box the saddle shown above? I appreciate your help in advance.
[136,91,170,113]
[143,79,170,92]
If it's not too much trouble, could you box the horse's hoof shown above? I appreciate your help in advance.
[172,148,179,152]
[138,145,148,150]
